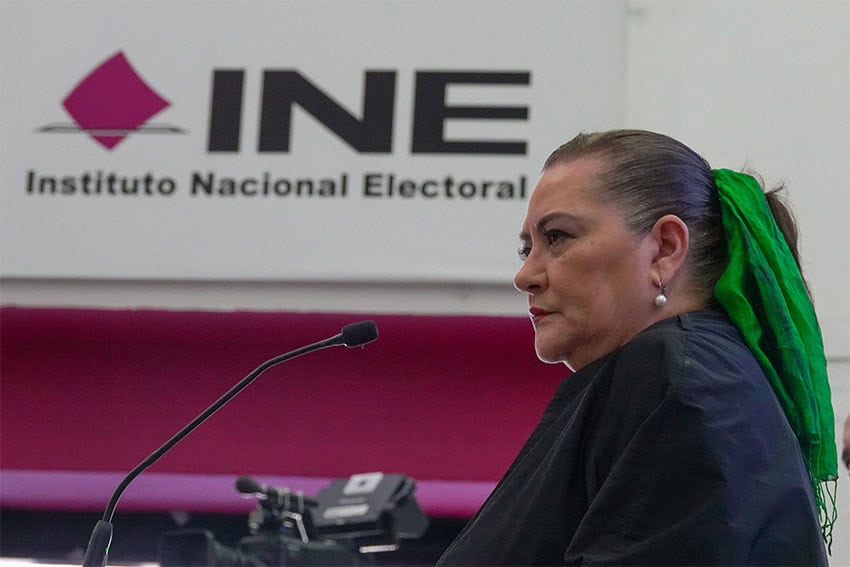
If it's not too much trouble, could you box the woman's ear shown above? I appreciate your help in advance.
[650,214,690,284]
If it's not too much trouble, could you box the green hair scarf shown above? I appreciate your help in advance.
[712,168,837,546]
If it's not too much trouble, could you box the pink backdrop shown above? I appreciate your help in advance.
[0,307,567,516]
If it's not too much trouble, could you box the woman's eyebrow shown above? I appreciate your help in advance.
[519,211,583,242]
[536,211,580,229]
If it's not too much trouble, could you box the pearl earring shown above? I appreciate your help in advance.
[654,283,668,307]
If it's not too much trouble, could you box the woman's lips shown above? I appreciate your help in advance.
[529,307,552,323]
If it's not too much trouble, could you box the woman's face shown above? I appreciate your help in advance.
[514,158,659,370]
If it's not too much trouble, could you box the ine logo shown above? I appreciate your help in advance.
[209,70,530,155]
[38,51,184,150]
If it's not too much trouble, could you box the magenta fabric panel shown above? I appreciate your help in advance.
[0,307,566,514]
[0,470,495,517]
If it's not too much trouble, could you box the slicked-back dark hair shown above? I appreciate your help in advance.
[543,129,805,302]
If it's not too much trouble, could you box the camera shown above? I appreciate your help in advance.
[159,472,428,566]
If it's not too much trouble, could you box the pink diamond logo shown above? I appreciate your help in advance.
[61,51,170,150]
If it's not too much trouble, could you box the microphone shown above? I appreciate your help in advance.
[81,320,379,567]
[338,320,379,348]
[236,475,319,509]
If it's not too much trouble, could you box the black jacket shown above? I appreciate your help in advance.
[437,311,826,566]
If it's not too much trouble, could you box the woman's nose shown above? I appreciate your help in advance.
[514,253,546,294]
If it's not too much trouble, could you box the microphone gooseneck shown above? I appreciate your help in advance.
[81,321,379,567]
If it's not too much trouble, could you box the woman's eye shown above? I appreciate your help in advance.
[518,230,572,260]
[545,230,571,245]
[517,245,531,261]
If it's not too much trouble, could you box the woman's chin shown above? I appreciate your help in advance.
[534,342,568,366]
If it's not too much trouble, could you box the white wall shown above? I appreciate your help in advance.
[624,0,850,360]
[2,1,846,355]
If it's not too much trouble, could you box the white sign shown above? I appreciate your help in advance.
[0,1,626,283]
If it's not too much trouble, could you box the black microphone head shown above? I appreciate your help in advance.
[236,476,264,495]
[340,320,379,347]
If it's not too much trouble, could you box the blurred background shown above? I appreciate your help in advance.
[1,1,848,565]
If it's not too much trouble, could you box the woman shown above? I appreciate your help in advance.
[437,130,835,565]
